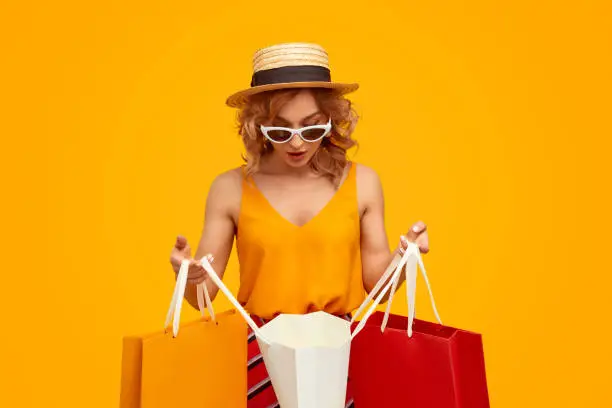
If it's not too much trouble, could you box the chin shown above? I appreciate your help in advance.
[284,157,310,167]
[283,151,313,167]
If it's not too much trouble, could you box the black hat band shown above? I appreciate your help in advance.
[250,65,331,87]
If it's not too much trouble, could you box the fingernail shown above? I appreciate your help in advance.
[412,225,420,233]
[400,235,408,243]
[208,254,214,263]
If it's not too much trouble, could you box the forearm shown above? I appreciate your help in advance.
[363,247,405,302]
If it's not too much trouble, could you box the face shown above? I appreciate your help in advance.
[261,89,329,168]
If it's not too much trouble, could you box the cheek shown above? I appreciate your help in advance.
[271,143,289,153]
[308,140,324,151]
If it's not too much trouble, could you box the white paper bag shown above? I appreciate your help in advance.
[200,257,354,408]
[257,312,352,408]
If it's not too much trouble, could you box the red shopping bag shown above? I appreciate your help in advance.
[348,243,490,408]
[349,311,489,407]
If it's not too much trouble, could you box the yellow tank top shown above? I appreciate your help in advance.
[236,162,365,320]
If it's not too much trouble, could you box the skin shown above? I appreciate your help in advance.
[170,89,430,310]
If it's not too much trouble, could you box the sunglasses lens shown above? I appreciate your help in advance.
[301,128,327,141]
[266,129,292,142]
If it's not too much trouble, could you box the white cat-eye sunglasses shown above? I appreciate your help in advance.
[260,119,332,144]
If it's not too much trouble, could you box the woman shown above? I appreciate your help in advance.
[169,42,429,408]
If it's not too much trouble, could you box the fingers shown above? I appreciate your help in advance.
[170,235,192,271]
[401,221,429,254]
[170,242,215,281]
[169,254,184,272]
[186,254,215,284]
[175,235,188,250]
[405,221,427,242]
[399,235,409,255]
[187,261,205,283]
[417,235,429,254]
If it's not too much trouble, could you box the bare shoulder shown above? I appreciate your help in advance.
[210,167,243,194]
[206,167,243,220]
[355,163,381,186]
[355,163,384,215]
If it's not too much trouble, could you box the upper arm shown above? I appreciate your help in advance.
[193,168,242,279]
[357,164,393,291]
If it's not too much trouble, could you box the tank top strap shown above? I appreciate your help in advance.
[238,165,267,216]
[343,161,357,192]
[327,161,357,213]
[239,165,258,195]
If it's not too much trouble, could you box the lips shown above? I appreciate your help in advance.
[287,151,306,159]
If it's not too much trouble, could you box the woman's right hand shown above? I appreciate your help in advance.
[170,235,214,285]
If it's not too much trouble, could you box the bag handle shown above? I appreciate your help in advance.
[199,256,270,345]
[350,250,410,338]
[351,242,442,338]
[165,259,216,337]
[404,242,442,336]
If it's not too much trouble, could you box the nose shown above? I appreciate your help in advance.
[289,132,304,149]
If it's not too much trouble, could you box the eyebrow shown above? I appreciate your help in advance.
[274,111,324,126]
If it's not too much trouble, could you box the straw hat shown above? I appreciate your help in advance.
[225,42,359,108]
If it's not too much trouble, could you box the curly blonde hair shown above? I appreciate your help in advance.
[236,88,359,184]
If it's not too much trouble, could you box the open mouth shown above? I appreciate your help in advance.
[287,151,307,160]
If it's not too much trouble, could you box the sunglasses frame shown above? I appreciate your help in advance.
[259,119,332,144]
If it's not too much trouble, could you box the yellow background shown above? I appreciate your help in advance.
[1,1,610,406]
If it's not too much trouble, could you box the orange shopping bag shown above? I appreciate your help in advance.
[120,260,247,408]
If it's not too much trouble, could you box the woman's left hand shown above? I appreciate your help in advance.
[399,221,429,255]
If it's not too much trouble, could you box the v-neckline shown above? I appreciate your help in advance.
[250,163,353,229]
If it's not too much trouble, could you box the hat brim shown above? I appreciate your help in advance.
[225,81,359,108]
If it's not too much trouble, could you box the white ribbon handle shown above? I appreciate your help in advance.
[351,242,442,338]
[351,251,411,338]
[165,259,216,337]
[197,280,216,322]
[405,243,442,336]
[391,242,442,337]
[351,252,402,325]
[199,256,270,345]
